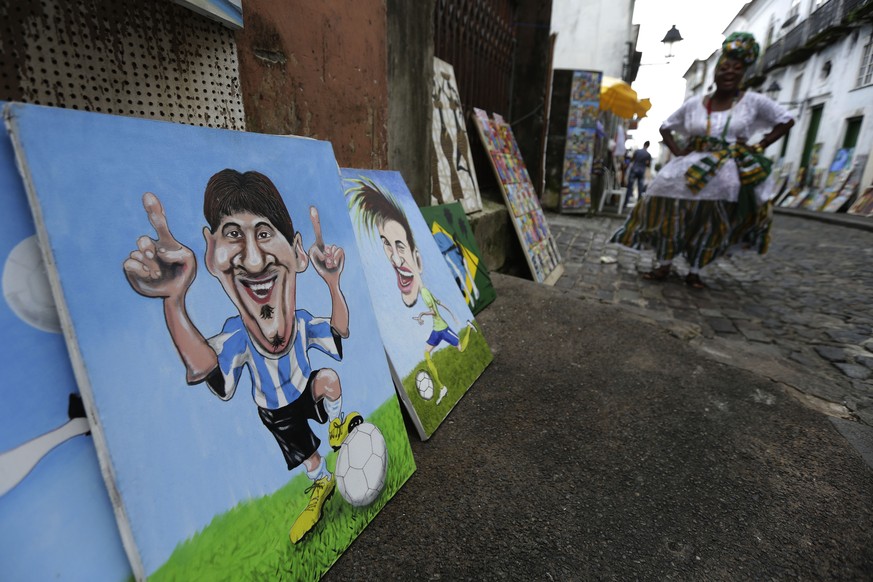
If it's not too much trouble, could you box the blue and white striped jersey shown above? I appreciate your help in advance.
[207,310,341,409]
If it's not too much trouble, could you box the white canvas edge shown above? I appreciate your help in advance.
[385,351,427,441]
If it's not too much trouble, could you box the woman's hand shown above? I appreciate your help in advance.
[660,127,690,158]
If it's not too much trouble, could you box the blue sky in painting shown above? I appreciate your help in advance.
[0,104,131,581]
[6,103,400,575]
[339,169,478,379]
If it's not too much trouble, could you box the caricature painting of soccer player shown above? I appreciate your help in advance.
[123,170,361,544]
[0,102,132,581]
[343,169,492,439]
[8,103,415,580]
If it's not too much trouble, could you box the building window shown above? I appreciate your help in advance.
[821,60,831,79]
[859,39,873,88]
[792,73,804,103]
[843,117,863,150]
[782,0,802,29]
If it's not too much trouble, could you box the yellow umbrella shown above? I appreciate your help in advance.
[635,98,652,119]
[600,76,650,120]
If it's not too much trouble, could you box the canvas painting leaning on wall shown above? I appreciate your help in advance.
[343,169,493,440]
[7,102,415,581]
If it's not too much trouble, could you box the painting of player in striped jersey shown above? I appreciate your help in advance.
[123,169,361,544]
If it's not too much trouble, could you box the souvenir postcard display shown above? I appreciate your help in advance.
[472,108,564,285]
[561,70,602,213]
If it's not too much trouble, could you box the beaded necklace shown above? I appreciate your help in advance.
[704,91,740,139]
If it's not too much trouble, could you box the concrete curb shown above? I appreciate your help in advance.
[774,207,873,233]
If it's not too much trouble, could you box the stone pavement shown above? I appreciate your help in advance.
[548,211,873,425]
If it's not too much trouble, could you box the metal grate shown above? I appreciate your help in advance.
[0,0,245,130]
[434,0,516,117]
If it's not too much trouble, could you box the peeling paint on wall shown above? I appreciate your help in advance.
[236,0,389,169]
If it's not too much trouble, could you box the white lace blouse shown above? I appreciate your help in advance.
[646,92,794,203]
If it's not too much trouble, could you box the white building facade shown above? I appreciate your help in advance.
[551,0,638,79]
[686,0,873,192]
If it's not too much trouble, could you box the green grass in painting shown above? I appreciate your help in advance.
[400,322,493,436]
[149,399,415,582]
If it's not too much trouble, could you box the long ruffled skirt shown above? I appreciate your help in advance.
[610,195,773,269]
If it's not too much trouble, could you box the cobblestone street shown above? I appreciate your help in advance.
[548,211,873,425]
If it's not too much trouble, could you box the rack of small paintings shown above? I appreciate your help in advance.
[561,70,602,213]
[775,149,869,215]
[472,107,564,285]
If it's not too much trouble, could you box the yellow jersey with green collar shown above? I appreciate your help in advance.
[420,287,448,331]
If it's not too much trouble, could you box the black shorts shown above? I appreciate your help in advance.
[257,370,328,470]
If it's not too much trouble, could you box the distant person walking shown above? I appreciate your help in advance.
[625,141,652,208]
[611,32,794,289]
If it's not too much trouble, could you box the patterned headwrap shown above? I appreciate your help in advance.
[718,32,760,67]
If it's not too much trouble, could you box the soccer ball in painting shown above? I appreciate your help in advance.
[415,370,434,400]
[2,235,61,333]
[335,423,388,507]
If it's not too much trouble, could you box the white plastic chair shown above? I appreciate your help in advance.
[598,187,627,214]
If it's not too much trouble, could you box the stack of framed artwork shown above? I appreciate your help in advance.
[472,108,564,285]
[821,154,867,213]
[2,97,500,580]
[778,152,870,215]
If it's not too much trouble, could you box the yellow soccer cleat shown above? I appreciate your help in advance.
[459,321,476,352]
[328,411,363,450]
[289,475,335,544]
[425,351,445,389]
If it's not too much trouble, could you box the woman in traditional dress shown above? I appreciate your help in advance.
[611,32,794,288]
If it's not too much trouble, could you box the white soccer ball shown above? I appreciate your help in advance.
[2,235,61,333]
[415,370,434,400]
[335,422,388,507]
